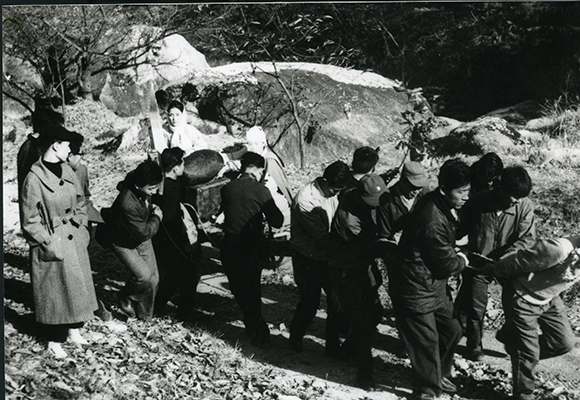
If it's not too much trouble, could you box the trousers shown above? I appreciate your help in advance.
[393,296,462,397]
[456,270,494,352]
[113,240,159,321]
[502,284,575,399]
[289,251,342,351]
[153,235,201,316]
[329,267,382,382]
[221,235,270,341]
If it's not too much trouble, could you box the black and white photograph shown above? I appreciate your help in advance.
[3,2,580,399]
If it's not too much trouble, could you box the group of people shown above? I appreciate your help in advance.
[219,144,579,400]
[17,109,579,400]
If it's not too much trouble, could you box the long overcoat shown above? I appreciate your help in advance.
[21,160,98,324]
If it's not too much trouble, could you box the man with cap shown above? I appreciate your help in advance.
[389,159,471,400]
[327,173,387,389]
[377,161,430,246]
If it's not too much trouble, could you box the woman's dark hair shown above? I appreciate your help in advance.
[240,151,265,172]
[160,147,185,173]
[133,160,163,188]
[167,100,184,113]
[499,166,532,198]
[438,158,471,190]
[471,152,503,189]
[323,160,351,189]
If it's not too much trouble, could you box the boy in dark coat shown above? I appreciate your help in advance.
[106,160,164,321]
[152,147,202,320]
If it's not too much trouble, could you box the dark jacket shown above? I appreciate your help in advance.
[328,188,378,270]
[390,189,467,313]
[106,172,161,249]
[221,174,283,240]
[377,182,426,243]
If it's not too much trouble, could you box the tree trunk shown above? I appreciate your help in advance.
[78,69,93,100]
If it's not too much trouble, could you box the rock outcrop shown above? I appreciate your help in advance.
[432,117,523,157]
[159,62,423,166]
[92,26,210,117]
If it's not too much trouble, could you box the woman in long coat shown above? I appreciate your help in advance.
[21,124,98,358]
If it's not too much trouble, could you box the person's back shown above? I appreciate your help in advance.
[220,151,283,347]
[222,176,283,239]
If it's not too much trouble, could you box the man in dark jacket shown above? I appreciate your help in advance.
[390,159,471,400]
[153,147,202,320]
[377,160,430,247]
[328,173,387,389]
[456,166,535,361]
[107,160,163,321]
[220,152,284,347]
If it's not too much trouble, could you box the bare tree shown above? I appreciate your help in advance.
[3,5,177,118]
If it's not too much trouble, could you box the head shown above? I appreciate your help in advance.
[245,126,268,154]
[67,133,85,170]
[38,124,80,162]
[399,161,429,200]
[167,100,185,128]
[133,160,163,196]
[240,151,266,182]
[471,152,503,194]
[31,108,64,134]
[495,166,532,209]
[320,160,351,196]
[160,147,185,177]
[438,158,472,209]
[352,146,380,175]
[357,173,387,208]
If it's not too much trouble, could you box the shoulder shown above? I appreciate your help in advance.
[517,197,535,211]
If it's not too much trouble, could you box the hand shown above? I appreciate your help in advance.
[152,205,163,220]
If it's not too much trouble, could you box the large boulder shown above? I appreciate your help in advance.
[482,99,544,126]
[432,116,523,157]
[158,62,425,166]
[93,26,210,117]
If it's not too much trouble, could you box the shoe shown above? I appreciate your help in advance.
[117,294,136,318]
[441,376,457,394]
[104,320,127,333]
[68,328,89,345]
[48,341,67,359]
[289,335,303,353]
[467,349,484,361]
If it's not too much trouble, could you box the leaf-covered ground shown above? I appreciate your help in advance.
[4,99,580,399]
